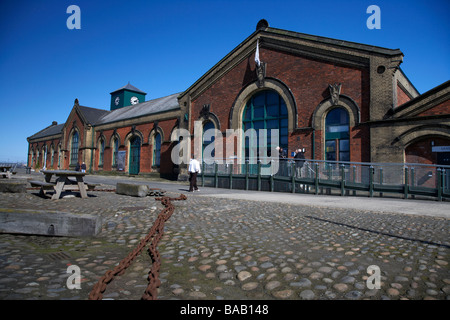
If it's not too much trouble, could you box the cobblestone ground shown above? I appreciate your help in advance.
[0,187,449,300]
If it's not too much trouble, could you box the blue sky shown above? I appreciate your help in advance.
[0,0,449,163]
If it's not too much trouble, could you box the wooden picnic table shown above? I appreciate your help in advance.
[40,170,89,200]
[0,165,13,179]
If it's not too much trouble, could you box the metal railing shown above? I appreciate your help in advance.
[199,158,450,201]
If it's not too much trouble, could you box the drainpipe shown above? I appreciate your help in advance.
[312,129,315,160]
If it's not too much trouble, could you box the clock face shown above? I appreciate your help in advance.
[131,96,139,105]
[115,96,120,106]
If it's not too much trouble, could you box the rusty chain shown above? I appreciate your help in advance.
[88,193,187,300]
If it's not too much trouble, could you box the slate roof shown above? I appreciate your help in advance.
[28,92,180,140]
[95,92,180,125]
[27,123,65,140]
[110,83,147,95]
[78,105,110,125]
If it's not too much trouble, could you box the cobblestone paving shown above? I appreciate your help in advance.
[0,186,449,300]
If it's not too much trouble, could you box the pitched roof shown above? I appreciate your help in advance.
[28,91,180,139]
[110,83,147,95]
[95,92,181,125]
[390,80,450,119]
[180,21,404,99]
[27,122,65,140]
[266,26,403,57]
[78,105,110,125]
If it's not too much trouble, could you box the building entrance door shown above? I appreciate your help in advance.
[129,136,141,175]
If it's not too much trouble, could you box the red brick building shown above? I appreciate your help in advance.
[27,20,450,179]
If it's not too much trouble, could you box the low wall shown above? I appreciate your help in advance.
[0,180,27,193]
[0,209,101,237]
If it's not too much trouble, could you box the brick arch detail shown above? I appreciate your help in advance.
[312,95,361,130]
[229,78,297,132]
[393,126,450,148]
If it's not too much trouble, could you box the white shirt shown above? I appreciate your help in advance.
[188,158,201,173]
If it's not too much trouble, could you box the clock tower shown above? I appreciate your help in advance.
[110,83,147,111]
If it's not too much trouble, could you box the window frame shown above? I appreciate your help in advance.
[70,131,79,165]
[98,138,105,167]
[325,108,350,162]
[243,90,289,159]
[153,133,161,167]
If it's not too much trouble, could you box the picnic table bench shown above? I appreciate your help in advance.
[30,170,92,200]
[0,164,14,179]
[29,180,57,197]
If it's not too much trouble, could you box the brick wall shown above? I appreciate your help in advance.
[397,83,412,106]
[405,137,450,165]
[29,140,62,170]
[191,47,371,161]
[63,110,86,169]
[415,100,450,117]
[93,118,178,175]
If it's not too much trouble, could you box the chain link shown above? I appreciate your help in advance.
[88,194,187,300]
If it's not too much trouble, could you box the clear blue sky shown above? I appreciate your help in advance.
[0,0,449,163]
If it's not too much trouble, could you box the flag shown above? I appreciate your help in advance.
[255,39,260,67]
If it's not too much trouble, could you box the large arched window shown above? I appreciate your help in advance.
[243,90,288,159]
[153,133,161,167]
[70,131,79,165]
[325,108,349,161]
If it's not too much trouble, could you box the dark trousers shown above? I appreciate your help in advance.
[189,172,198,191]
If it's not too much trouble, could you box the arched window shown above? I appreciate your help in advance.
[50,145,54,167]
[99,139,105,167]
[70,131,79,165]
[243,90,288,159]
[325,108,349,161]
[58,144,61,168]
[202,121,215,160]
[112,137,119,168]
[43,145,47,168]
[153,133,161,167]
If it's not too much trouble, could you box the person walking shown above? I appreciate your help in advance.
[81,162,86,173]
[188,157,201,192]
[294,148,305,177]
